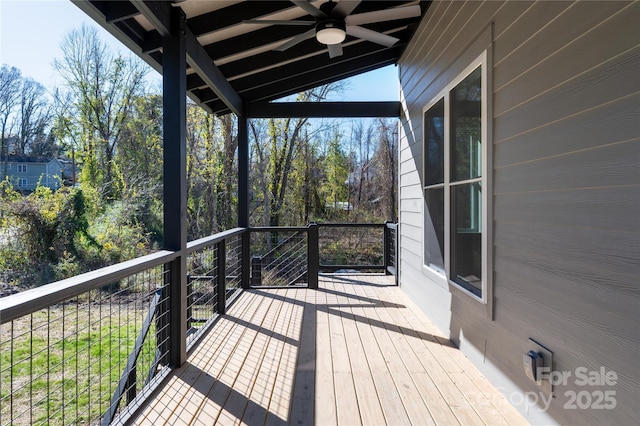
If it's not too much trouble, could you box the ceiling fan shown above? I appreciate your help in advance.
[243,0,422,58]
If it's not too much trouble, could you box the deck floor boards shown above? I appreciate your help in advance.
[129,274,527,425]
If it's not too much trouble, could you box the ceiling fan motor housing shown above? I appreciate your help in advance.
[316,18,347,44]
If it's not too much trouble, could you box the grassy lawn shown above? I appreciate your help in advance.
[1,304,157,425]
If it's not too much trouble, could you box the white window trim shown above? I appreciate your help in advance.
[422,50,491,304]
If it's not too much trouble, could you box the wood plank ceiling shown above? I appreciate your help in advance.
[73,0,429,116]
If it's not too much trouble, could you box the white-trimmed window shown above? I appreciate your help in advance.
[18,164,27,173]
[423,52,489,302]
[18,178,28,188]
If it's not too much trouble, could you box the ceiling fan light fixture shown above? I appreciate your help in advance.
[316,19,346,45]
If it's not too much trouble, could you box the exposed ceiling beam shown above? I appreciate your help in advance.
[184,30,243,116]
[74,0,428,117]
[218,25,408,80]
[247,101,401,118]
[187,73,206,91]
[205,46,400,115]
[242,49,400,102]
[72,1,162,73]
[188,1,294,37]
[114,17,148,46]
[131,0,243,116]
[105,1,140,24]
[227,32,406,94]
[130,0,172,36]
[203,18,414,63]
[141,30,163,54]
[204,25,309,61]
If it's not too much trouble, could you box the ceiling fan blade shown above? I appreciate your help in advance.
[327,43,343,58]
[274,28,317,51]
[346,4,421,26]
[346,26,399,47]
[243,20,314,26]
[332,0,362,18]
[291,0,327,19]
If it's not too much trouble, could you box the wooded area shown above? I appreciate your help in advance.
[0,25,397,290]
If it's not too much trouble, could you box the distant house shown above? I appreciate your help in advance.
[1,156,64,191]
[57,159,78,186]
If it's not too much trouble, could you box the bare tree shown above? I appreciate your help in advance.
[374,118,398,221]
[249,119,271,226]
[219,114,238,230]
[0,65,22,182]
[53,24,147,198]
[264,84,339,226]
[15,78,51,156]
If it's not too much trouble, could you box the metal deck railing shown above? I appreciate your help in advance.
[0,223,396,425]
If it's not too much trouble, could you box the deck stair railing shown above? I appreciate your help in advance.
[249,227,310,287]
[0,223,396,425]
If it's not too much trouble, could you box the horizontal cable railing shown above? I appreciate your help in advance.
[249,227,309,287]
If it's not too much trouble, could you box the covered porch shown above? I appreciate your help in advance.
[126,274,525,425]
[0,1,534,424]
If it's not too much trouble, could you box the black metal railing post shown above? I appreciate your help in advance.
[216,239,227,314]
[125,366,137,404]
[241,230,251,289]
[394,223,399,285]
[307,223,319,289]
[384,221,391,275]
[251,256,262,286]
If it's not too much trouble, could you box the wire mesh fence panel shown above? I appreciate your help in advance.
[186,246,219,350]
[249,230,308,287]
[0,265,171,426]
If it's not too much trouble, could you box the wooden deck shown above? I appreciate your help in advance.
[129,274,527,425]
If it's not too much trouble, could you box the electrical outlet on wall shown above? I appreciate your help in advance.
[526,338,554,396]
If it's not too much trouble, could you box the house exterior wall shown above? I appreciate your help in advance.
[5,160,63,191]
[397,1,639,424]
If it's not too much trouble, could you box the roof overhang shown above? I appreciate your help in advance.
[72,0,429,117]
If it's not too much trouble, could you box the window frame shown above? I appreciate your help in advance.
[18,178,28,188]
[422,51,491,304]
[18,164,27,173]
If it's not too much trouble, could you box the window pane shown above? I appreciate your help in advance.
[424,188,444,272]
[451,67,481,182]
[424,98,445,186]
[451,182,482,296]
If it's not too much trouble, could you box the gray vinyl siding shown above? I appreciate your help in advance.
[397,1,640,425]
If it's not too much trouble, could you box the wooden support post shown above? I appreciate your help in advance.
[238,115,251,289]
[162,6,187,368]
